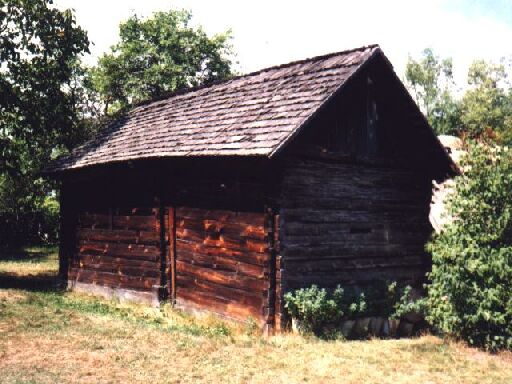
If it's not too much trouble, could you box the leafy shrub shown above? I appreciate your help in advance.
[427,142,512,351]
[364,280,404,318]
[284,285,375,337]
[284,285,345,335]
[391,286,428,320]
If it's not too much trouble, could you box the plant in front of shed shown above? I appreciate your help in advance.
[284,285,367,338]
[426,141,512,351]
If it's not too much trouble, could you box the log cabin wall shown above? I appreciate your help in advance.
[276,67,435,306]
[163,158,279,329]
[278,159,432,290]
[60,158,279,327]
[61,166,164,304]
[69,207,163,296]
[174,207,272,326]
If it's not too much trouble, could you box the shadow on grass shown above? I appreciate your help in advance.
[0,246,55,262]
[0,272,61,292]
[0,245,60,292]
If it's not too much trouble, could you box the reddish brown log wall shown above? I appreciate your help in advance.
[174,207,273,326]
[68,208,163,293]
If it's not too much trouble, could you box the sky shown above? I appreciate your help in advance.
[55,0,512,88]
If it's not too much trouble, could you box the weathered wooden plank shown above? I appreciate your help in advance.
[176,228,268,254]
[168,206,176,301]
[78,241,160,261]
[175,217,266,241]
[69,267,158,291]
[176,249,267,279]
[112,215,159,231]
[284,256,425,273]
[176,240,270,266]
[78,228,160,245]
[178,274,265,307]
[176,260,269,292]
[176,207,264,224]
[79,254,160,270]
[176,288,264,320]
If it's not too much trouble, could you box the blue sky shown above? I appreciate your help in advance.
[445,0,512,24]
[55,0,512,88]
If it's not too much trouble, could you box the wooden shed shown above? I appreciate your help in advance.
[48,45,456,332]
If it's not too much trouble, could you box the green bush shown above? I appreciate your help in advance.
[284,285,368,336]
[427,142,512,351]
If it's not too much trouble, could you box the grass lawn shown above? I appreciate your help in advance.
[0,247,511,384]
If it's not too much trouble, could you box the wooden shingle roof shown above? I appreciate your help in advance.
[49,45,381,172]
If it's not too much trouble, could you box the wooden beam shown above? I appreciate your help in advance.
[168,206,176,303]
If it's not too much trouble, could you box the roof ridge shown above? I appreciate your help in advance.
[130,44,380,111]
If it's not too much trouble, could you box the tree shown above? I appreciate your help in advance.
[405,48,460,135]
[91,9,234,113]
[427,142,512,351]
[0,0,89,221]
[459,60,512,143]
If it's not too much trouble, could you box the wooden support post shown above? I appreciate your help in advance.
[273,213,283,333]
[168,206,176,304]
[58,183,69,286]
[264,206,277,335]
[158,201,169,301]
[58,181,78,289]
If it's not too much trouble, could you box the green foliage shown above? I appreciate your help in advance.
[391,286,428,320]
[284,285,367,336]
[405,48,512,144]
[460,60,512,143]
[405,48,460,135]
[90,9,234,112]
[427,142,512,351]
[0,0,91,224]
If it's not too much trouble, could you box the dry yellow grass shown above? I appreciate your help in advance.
[0,247,511,384]
[0,245,58,276]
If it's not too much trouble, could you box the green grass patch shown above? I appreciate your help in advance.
[0,247,511,383]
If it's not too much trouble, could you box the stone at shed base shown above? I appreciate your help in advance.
[341,320,356,338]
[369,317,385,336]
[398,321,414,337]
[354,318,370,337]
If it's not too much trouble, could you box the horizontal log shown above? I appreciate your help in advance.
[176,260,269,292]
[280,208,429,224]
[176,240,270,266]
[78,255,160,278]
[281,243,427,259]
[176,248,267,279]
[79,254,159,269]
[175,217,266,241]
[176,207,264,225]
[78,241,160,261]
[79,212,161,232]
[284,255,426,274]
[176,288,264,321]
[69,267,158,291]
[284,268,427,289]
[176,228,269,254]
[78,228,160,245]
[113,215,159,231]
[178,274,265,308]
